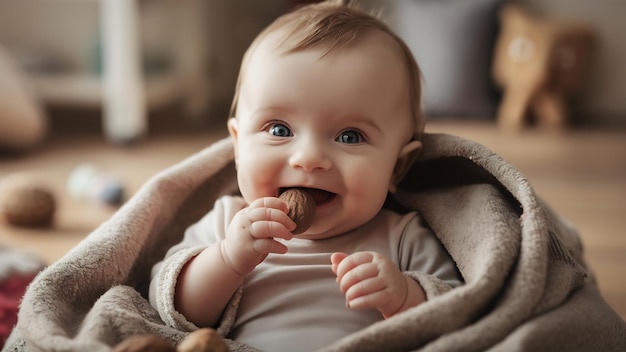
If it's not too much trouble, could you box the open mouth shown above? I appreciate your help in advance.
[279,187,336,206]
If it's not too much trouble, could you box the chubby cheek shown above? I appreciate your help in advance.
[341,161,392,216]
[236,150,283,203]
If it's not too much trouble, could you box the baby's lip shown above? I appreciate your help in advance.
[279,187,336,205]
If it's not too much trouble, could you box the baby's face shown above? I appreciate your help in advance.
[229,30,416,239]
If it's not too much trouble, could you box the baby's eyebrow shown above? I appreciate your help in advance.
[343,116,382,134]
[253,106,294,117]
[247,107,286,122]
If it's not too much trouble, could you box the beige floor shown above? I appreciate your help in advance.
[1,117,625,321]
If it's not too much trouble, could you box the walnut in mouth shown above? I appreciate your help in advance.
[279,188,317,234]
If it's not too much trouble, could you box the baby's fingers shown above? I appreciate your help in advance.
[249,220,293,240]
[247,206,295,239]
[334,251,376,282]
[248,196,290,213]
[337,262,380,294]
[253,238,288,256]
[346,285,389,310]
[247,204,292,224]
[331,252,348,275]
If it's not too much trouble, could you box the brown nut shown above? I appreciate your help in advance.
[279,188,316,234]
[0,173,56,227]
[177,328,228,352]
[113,334,176,352]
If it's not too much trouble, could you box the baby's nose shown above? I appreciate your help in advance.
[288,141,332,172]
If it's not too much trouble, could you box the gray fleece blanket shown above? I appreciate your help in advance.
[4,133,626,352]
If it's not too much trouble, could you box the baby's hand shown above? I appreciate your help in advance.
[222,197,295,276]
[331,251,421,318]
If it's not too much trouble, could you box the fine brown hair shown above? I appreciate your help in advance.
[229,0,424,140]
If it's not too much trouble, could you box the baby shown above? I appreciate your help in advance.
[150,1,462,351]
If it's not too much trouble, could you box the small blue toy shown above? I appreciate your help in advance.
[67,164,125,206]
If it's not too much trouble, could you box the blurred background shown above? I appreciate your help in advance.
[1,0,624,140]
[0,0,624,342]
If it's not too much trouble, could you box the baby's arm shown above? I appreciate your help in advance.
[331,251,426,319]
[175,197,295,327]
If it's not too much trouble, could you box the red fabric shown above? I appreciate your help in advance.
[0,273,36,348]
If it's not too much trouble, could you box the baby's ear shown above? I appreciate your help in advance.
[227,118,239,140]
[389,140,422,193]
[227,118,239,160]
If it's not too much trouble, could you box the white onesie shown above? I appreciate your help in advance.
[150,195,462,352]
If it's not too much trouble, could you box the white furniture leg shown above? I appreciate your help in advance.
[100,0,146,143]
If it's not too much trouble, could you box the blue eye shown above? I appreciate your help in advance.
[336,130,363,144]
[269,123,292,137]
